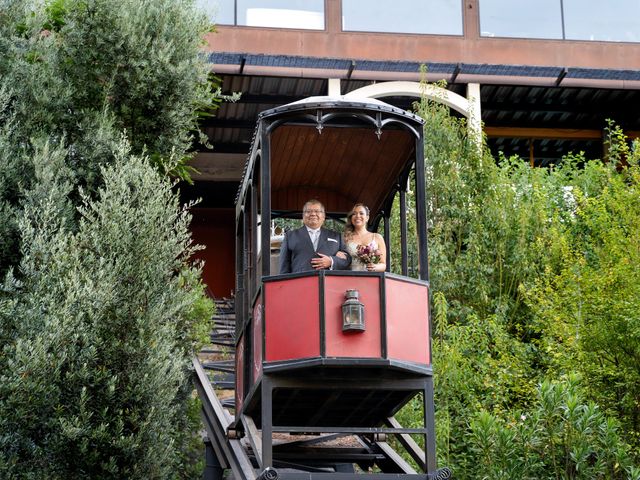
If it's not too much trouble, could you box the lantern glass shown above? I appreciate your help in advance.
[342,289,365,332]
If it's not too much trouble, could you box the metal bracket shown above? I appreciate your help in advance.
[316,109,324,134]
[375,112,383,139]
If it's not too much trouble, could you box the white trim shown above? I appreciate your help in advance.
[466,83,482,147]
[328,78,341,96]
[343,80,481,148]
[344,81,471,117]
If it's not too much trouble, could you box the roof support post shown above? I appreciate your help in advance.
[399,188,408,276]
[261,129,271,278]
[328,78,341,96]
[467,82,482,150]
[414,137,429,282]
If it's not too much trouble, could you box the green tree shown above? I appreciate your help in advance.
[0,0,222,277]
[0,0,217,476]
[0,144,213,478]
[526,130,640,452]
[392,84,640,476]
[413,88,566,331]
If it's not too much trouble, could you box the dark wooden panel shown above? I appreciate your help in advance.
[270,125,415,216]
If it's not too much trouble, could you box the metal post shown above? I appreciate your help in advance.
[414,137,429,281]
[261,375,273,468]
[383,214,391,272]
[400,188,408,276]
[203,437,224,480]
[423,379,437,473]
[261,127,272,278]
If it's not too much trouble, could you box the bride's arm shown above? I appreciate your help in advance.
[368,233,387,272]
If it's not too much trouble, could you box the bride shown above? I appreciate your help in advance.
[343,203,387,272]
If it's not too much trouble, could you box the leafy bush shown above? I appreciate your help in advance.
[392,84,640,476]
[0,144,212,478]
[0,0,219,476]
[470,375,638,480]
[526,128,640,452]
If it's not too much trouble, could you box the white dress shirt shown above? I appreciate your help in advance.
[307,227,333,269]
[307,227,320,250]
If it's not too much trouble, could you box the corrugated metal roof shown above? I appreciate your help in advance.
[193,68,640,208]
[209,52,640,81]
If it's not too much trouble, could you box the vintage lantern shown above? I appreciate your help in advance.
[341,289,365,332]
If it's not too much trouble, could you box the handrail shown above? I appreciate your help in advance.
[192,357,257,480]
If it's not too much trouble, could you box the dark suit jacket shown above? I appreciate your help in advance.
[279,226,351,273]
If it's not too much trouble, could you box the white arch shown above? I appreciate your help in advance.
[344,81,466,115]
[343,80,482,147]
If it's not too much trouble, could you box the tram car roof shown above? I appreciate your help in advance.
[236,96,425,221]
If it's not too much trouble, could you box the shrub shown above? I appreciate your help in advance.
[0,143,212,478]
[470,375,638,480]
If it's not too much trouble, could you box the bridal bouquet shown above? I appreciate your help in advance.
[356,242,381,264]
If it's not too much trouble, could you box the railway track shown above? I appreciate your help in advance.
[199,298,237,404]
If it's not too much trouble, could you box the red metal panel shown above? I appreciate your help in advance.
[324,276,381,358]
[252,298,263,382]
[235,334,245,413]
[264,276,321,361]
[386,278,430,365]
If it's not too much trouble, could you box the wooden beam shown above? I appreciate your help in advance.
[484,126,602,140]
[385,416,426,471]
[189,152,247,181]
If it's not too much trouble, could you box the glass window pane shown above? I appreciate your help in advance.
[479,0,562,39]
[196,0,235,25]
[564,0,640,42]
[342,0,463,35]
[237,0,325,30]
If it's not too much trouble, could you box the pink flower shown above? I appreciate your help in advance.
[355,241,381,264]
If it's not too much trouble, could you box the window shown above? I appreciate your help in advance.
[342,0,463,35]
[199,0,325,29]
[563,0,640,42]
[480,0,640,43]
[479,0,563,39]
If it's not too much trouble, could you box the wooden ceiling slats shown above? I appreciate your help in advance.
[269,124,415,216]
[317,128,352,194]
[278,126,310,190]
[346,131,406,214]
[270,126,294,190]
[348,133,380,209]
[305,128,335,190]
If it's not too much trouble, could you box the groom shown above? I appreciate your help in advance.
[279,199,351,274]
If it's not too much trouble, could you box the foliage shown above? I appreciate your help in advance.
[470,375,638,480]
[526,127,640,451]
[16,0,217,159]
[0,0,218,477]
[431,293,534,469]
[0,144,213,478]
[0,87,23,273]
[414,87,570,329]
[391,82,640,477]
[0,0,223,277]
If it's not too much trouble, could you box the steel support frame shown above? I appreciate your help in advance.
[193,358,257,480]
[257,373,437,477]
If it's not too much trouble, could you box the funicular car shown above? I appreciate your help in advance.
[196,96,450,480]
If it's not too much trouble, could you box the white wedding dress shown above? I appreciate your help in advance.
[346,240,378,271]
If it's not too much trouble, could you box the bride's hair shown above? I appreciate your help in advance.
[344,203,370,239]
